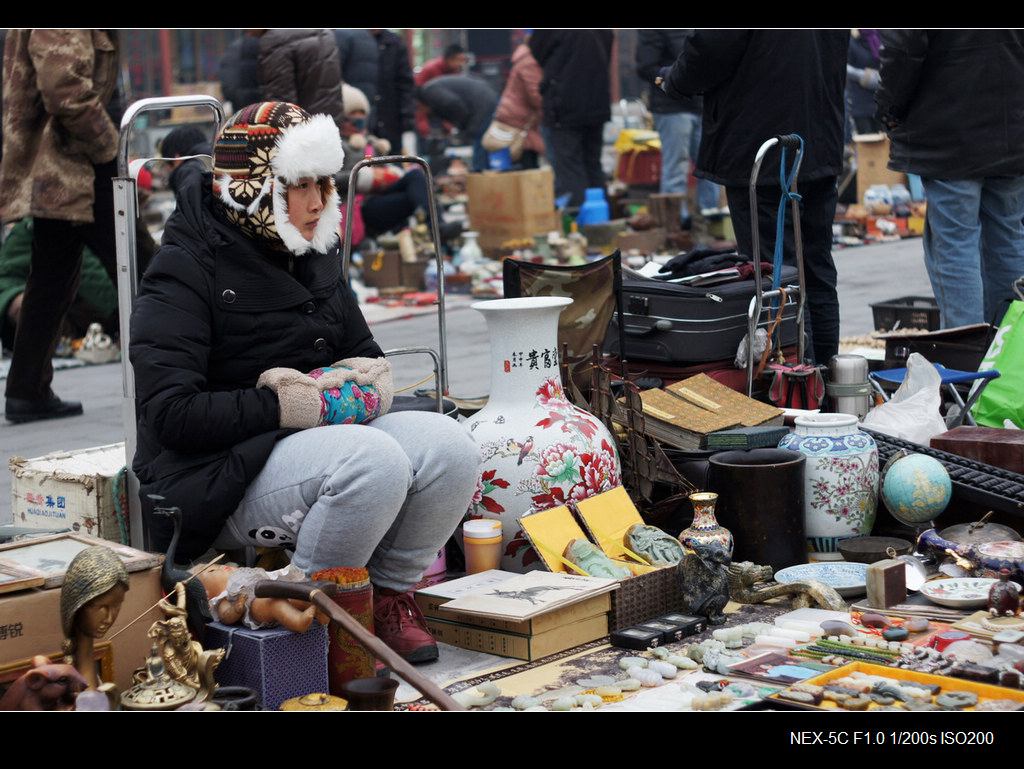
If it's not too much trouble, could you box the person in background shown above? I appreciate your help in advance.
[0,29,122,423]
[368,29,417,157]
[529,30,614,208]
[336,85,462,247]
[846,29,882,136]
[661,30,849,366]
[875,29,1024,329]
[483,32,545,170]
[416,74,499,173]
[252,29,345,127]
[636,29,721,228]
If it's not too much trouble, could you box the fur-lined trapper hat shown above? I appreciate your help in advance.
[212,101,345,255]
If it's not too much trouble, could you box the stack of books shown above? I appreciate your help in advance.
[623,373,785,451]
[413,570,618,661]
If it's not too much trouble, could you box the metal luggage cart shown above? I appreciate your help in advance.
[114,95,224,550]
[744,134,809,396]
[340,154,451,414]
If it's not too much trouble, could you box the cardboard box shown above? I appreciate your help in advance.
[9,443,128,543]
[425,612,608,661]
[466,168,559,255]
[360,249,427,291]
[206,621,329,710]
[0,565,163,692]
[415,589,610,636]
[854,133,908,206]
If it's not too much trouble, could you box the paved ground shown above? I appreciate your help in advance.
[0,234,933,525]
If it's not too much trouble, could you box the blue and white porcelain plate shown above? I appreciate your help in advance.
[775,562,869,597]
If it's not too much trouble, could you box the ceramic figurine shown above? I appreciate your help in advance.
[60,545,130,690]
[563,538,632,579]
[989,569,1022,617]
[677,542,732,625]
[0,655,87,711]
[625,523,686,566]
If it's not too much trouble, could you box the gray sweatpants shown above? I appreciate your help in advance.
[212,411,481,591]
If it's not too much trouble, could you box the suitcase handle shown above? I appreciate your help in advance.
[623,319,672,337]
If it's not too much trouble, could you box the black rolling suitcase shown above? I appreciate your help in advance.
[604,260,801,366]
[606,135,809,398]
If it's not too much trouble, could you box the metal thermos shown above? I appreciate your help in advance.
[825,354,872,419]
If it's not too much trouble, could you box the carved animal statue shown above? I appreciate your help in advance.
[0,655,88,711]
[727,560,847,612]
[678,542,732,625]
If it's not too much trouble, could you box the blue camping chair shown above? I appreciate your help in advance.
[868,364,1001,429]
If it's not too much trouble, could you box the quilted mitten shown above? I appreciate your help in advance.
[307,356,394,425]
[257,367,328,429]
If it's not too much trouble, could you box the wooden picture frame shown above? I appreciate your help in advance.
[0,533,160,589]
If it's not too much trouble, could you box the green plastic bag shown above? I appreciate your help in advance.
[972,299,1024,428]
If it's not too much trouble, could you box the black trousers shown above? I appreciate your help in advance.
[5,161,118,402]
[725,175,840,366]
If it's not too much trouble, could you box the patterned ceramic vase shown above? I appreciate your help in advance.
[679,492,734,556]
[466,296,622,571]
[778,412,879,560]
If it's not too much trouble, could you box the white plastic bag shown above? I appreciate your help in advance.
[861,353,948,443]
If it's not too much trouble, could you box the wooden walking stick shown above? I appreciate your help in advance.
[254,580,465,711]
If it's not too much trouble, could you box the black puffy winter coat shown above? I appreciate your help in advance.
[129,172,382,560]
[662,29,849,187]
[529,29,614,129]
[875,30,1024,179]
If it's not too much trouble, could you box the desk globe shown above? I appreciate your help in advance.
[881,451,952,529]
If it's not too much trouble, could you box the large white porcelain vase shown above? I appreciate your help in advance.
[778,412,879,560]
[467,296,622,571]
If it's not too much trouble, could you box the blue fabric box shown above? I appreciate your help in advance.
[205,621,329,710]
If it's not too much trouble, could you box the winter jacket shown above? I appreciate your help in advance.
[416,75,499,136]
[494,43,545,154]
[876,29,1024,179]
[635,29,701,115]
[129,170,383,560]
[369,30,416,153]
[529,30,614,129]
[662,29,849,187]
[218,35,262,111]
[0,29,120,224]
[257,29,345,126]
[334,29,379,112]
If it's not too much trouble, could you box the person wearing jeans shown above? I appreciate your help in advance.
[877,30,1024,329]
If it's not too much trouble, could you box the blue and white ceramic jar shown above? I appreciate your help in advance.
[779,413,879,560]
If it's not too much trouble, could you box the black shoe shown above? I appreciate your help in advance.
[5,396,84,423]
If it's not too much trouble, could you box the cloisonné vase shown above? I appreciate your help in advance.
[679,492,734,557]
[778,413,879,560]
[466,297,622,571]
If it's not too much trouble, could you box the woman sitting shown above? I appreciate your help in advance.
[129,102,480,663]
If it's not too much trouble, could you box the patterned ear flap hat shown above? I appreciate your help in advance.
[212,101,345,255]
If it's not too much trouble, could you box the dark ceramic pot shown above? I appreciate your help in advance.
[707,448,807,572]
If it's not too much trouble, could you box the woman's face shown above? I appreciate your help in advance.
[286,177,325,242]
[75,583,127,639]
